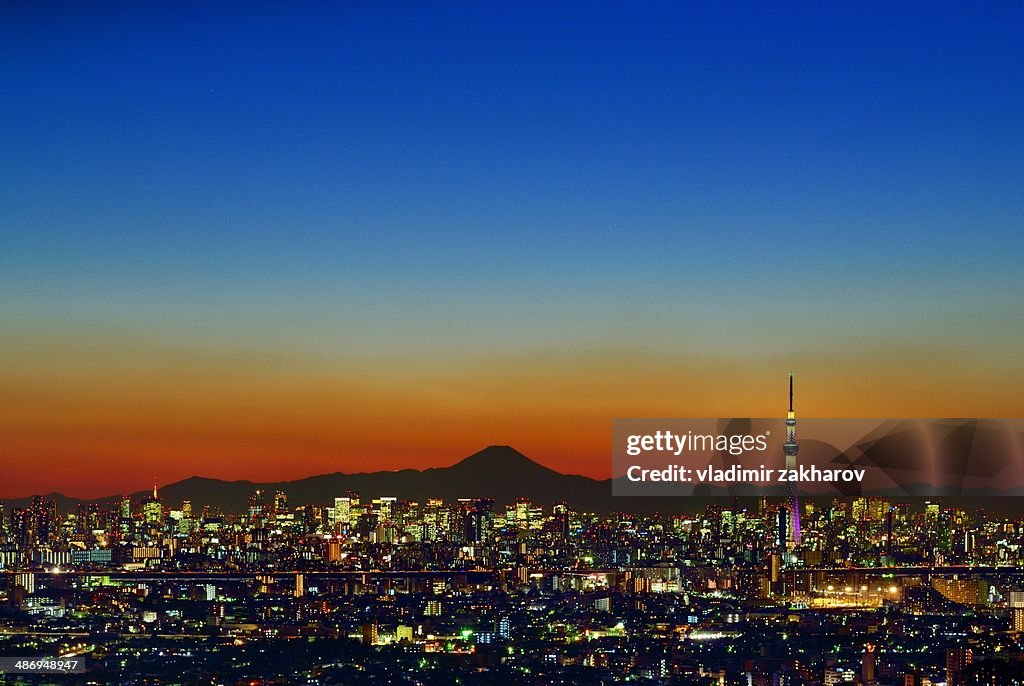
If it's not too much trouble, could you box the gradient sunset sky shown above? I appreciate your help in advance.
[2,3,1023,498]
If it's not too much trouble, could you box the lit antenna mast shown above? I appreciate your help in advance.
[784,371,801,547]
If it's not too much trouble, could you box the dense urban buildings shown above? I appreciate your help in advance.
[2,485,1024,685]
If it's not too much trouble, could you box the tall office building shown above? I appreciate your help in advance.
[119,496,132,537]
[27,495,55,545]
[553,502,571,539]
[142,482,163,528]
[1009,590,1024,632]
[946,647,973,686]
[334,497,352,530]
[11,508,30,549]
[423,498,446,542]
[248,489,266,526]
[77,502,100,533]
[777,507,789,551]
[375,497,397,524]
[463,498,495,544]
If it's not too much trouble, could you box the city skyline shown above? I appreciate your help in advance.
[3,475,1024,684]
[3,3,1023,684]
[8,414,1024,505]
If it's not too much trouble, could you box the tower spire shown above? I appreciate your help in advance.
[783,371,801,549]
[153,478,158,500]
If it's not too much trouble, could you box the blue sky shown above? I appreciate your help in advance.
[3,1,1022,352]
[1,2,1023,492]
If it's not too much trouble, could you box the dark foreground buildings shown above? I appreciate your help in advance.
[2,489,1024,685]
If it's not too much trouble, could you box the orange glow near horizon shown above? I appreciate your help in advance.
[2,332,1022,499]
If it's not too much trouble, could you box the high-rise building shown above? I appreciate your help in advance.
[248,489,266,526]
[1009,590,1024,632]
[553,503,571,539]
[11,508,30,549]
[463,498,494,544]
[946,647,973,686]
[862,643,877,685]
[514,498,531,531]
[886,507,896,557]
[777,507,789,552]
[143,482,163,527]
[423,498,446,541]
[17,495,56,546]
[334,497,352,530]
[77,502,101,533]
[375,497,396,524]
[119,496,133,537]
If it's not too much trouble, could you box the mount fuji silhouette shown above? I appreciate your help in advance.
[8,446,644,514]
[8,423,1024,514]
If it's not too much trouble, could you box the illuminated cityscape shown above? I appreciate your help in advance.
[3,1,1023,684]
[2,463,1024,684]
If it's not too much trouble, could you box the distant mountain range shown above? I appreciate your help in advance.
[7,433,1024,515]
[3,446,683,514]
